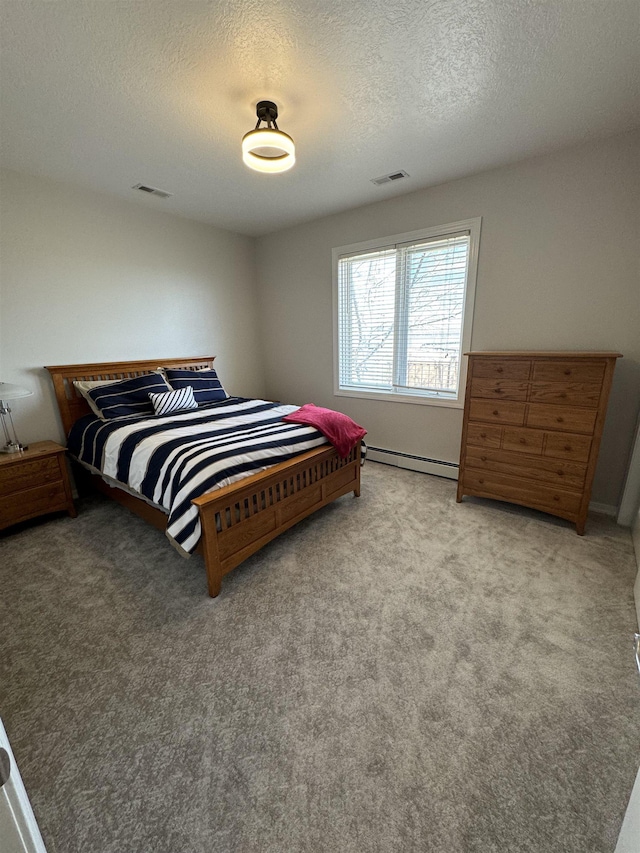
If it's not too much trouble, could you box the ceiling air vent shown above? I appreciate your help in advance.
[132,183,173,199]
[371,170,410,186]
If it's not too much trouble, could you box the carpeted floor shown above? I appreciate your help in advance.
[1,461,639,853]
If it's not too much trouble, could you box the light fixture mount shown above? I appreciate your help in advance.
[255,100,279,123]
[242,100,295,174]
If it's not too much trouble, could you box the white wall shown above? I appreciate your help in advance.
[0,169,265,444]
[2,133,639,508]
[633,511,640,630]
[256,130,640,508]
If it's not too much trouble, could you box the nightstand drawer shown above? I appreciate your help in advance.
[0,455,61,496]
[0,481,67,528]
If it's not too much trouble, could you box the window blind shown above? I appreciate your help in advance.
[338,247,397,391]
[338,232,470,398]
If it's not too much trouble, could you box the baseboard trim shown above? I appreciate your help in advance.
[588,501,617,517]
[367,447,458,480]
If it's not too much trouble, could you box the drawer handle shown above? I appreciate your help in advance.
[496,367,503,374]
[560,392,567,399]
[480,432,487,439]
[564,445,572,452]
[479,478,485,484]
[519,438,526,444]
[553,495,560,502]
[494,388,503,394]
[564,369,571,376]
[493,409,499,416]
[481,456,487,462]
[557,470,564,476]
[556,417,564,423]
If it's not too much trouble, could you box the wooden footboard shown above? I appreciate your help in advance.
[192,443,361,597]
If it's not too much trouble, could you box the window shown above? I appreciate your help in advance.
[333,218,481,407]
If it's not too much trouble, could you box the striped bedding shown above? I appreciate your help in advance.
[67,397,328,555]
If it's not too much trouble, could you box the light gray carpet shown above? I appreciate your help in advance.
[1,461,639,853]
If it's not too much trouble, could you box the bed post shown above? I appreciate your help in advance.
[353,441,362,497]
[198,514,223,598]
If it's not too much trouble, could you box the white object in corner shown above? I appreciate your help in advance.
[0,718,47,853]
[618,412,640,628]
[618,414,640,527]
[615,766,640,853]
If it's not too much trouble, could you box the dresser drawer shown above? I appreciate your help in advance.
[465,449,587,490]
[0,455,61,497]
[526,403,597,434]
[532,360,605,384]
[502,427,544,455]
[472,360,531,380]
[529,382,601,408]
[469,400,526,426]
[470,379,528,401]
[0,482,68,528]
[543,432,592,463]
[466,423,503,448]
[462,469,582,516]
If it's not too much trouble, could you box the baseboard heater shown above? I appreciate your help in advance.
[366,446,459,480]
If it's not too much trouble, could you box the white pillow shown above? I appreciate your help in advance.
[154,367,172,387]
[149,386,198,417]
[73,379,120,417]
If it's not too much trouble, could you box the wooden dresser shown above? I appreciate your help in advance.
[0,440,76,531]
[456,352,621,534]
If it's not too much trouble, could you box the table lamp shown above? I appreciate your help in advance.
[0,382,33,453]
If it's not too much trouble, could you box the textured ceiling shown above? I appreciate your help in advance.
[1,1,639,236]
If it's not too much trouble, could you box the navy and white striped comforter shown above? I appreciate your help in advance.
[67,397,328,555]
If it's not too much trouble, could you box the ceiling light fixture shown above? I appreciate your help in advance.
[242,101,295,174]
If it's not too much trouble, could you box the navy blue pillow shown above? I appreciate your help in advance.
[165,368,227,405]
[88,373,171,420]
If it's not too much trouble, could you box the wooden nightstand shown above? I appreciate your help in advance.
[0,440,76,531]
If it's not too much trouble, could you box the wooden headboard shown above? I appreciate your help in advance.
[46,357,216,436]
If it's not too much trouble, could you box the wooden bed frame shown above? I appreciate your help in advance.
[46,357,361,597]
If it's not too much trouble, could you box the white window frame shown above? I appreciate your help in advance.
[332,217,481,409]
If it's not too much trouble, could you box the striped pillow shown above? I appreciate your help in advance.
[164,367,227,405]
[149,386,198,417]
[87,373,171,420]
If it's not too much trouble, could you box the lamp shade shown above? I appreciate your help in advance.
[242,128,295,173]
[0,382,33,400]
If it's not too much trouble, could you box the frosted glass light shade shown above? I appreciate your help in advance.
[0,382,32,452]
[242,128,295,173]
[0,382,32,400]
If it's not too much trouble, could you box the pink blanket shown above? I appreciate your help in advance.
[282,404,366,459]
